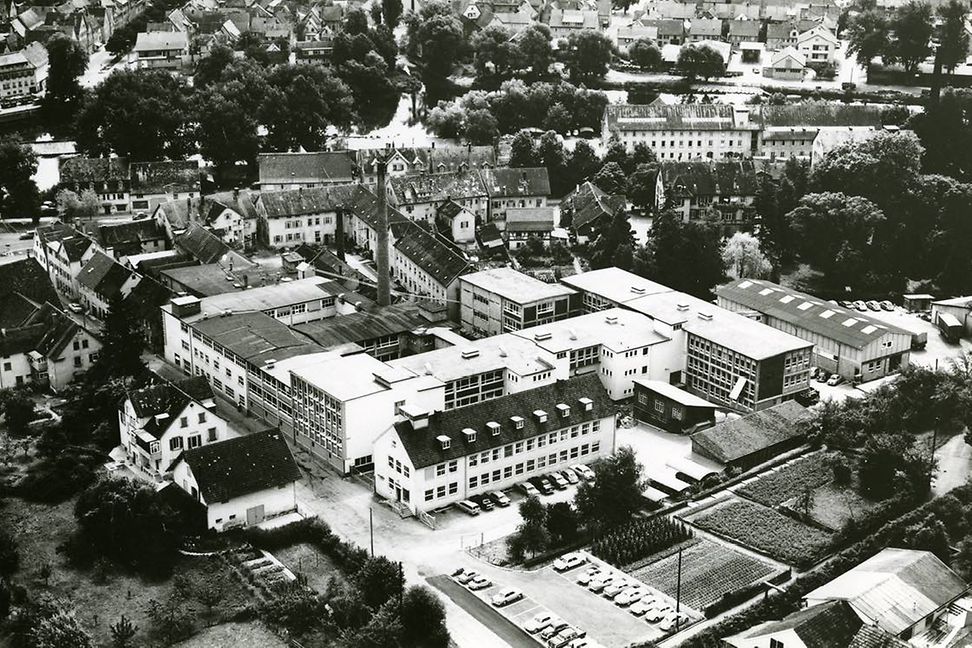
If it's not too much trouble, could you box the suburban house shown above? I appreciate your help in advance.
[171,429,301,531]
[58,156,131,215]
[480,167,551,225]
[388,170,490,225]
[504,207,558,250]
[561,180,626,240]
[796,24,838,65]
[257,151,355,190]
[632,379,716,433]
[254,184,356,248]
[118,376,235,481]
[77,251,141,318]
[765,47,806,80]
[133,30,189,70]
[691,400,811,468]
[129,160,201,213]
[373,375,616,515]
[656,160,758,231]
[459,267,579,336]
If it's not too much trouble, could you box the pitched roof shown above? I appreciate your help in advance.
[179,429,301,502]
[660,160,758,197]
[59,156,129,183]
[346,185,409,231]
[847,625,910,648]
[77,251,136,299]
[128,375,214,419]
[805,548,968,635]
[130,160,200,194]
[294,302,446,348]
[122,275,174,322]
[506,207,557,232]
[634,379,715,408]
[389,170,488,205]
[257,151,354,186]
[394,375,613,468]
[640,18,686,36]
[689,17,722,35]
[258,183,357,218]
[392,223,472,288]
[190,311,323,366]
[728,19,759,36]
[133,30,188,51]
[0,257,58,312]
[563,181,624,231]
[175,222,254,268]
[93,219,166,249]
[759,104,884,128]
[690,400,811,463]
[480,167,551,198]
[726,601,863,648]
[772,46,807,67]
[356,146,496,176]
[604,103,752,133]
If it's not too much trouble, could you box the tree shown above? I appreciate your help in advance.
[722,232,772,279]
[519,495,547,526]
[42,33,88,128]
[676,44,725,80]
[574,446,645,532]
[565,141,602,190]
[355,556,403,610]
[2,390,35,436]
[545,502,580,543]
[589,212,636,270]
[55,188,101,222]
[464,108,500,145]
[404,1,464,98]
[261,65,355,152]
[0,529,19,577]
[109,615,137,648]
[628,38,662,70]
[518,24,554,77]
[562,31,614,81]
[592,162,627,194]
[194,44,236,88]
[887,1,933,73]
[32,609,92,648]
[400,586,449,648]
[831,455,853,485]
[509,132,540,167]
[344,7,369,35]
[383,0,403,28]
[626,163,658,212]
[472,25,518,79]
[795,488,816,518]
[904,514,951,560]
[845,9,890,67]
[0,142,40,220]
[636,210,726,299]
[94,294,146,380]
[936,0,970,72]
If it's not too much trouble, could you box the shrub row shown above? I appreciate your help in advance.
[591,516,693,567]
[240,518,368,578]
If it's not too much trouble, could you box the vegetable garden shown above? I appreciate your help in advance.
[592,516,694,567]
[735,453,834,507]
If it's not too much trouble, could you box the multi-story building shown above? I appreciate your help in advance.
[0,49,44,99]
[504,207,558,250]
[602,104,759,159]
[289,353,445,473]
[388,170,489,225]
[31,223,99,298]
[355,146,496,185]
[58,157,131,215]
[257,151,355,191]
[391,222,473,321]
[716,279,912,381]
[129,160,201,213]
[561,268,813,411]
[656,160,758,231]
[688,18,723,42]
[796,25,838,65]
[480,167,551,226]
[118,376,236,481]
[373,374,616,514]
[459,267,579,336]
[755,104,884,163]
[617,24,658,50]
[77,251,141,318]
[254,184,356,248]
[133,30,189,70]
[547,8,600,38]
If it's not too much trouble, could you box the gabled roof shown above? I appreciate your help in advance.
[128,375,213,418]
[660,160,758,197]
[797,24,838,44]
[805,549,968,635]
[0,257,58,314]
[389,170,488,205]
[257,151,354,186]
[258,183,357,218]
[480,167,551,198]
[394,375,613,468]
[77,251,136,299]
[355,146,496,177]
[130,160,200,194]
[728,19,759,37]
[346,185,409,231]
[506,207,556,232]
[393,223,472,288]
[175,222,254,268]
[771,46,807,67]
[639,18,685,36]
[604,103,750,133]
[122,275,174,322]
[689,18,722,36]
[759,104,884,128]
[93,219,166,249]
[563,181,624,231]
[690,400,810,463]
[59,156,129,183]
[178,429,301,502]
[726,600,863,648]
[133,30,188,51]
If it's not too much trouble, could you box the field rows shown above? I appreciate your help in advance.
[736,453,834,507]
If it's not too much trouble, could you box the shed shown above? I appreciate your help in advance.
[902,294,934,313]
[691,400,810,469]
[633,379,717,433]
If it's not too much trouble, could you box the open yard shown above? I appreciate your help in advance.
[273,542,343,593]
[800,481,882,531]
[629,537,784,612]
[685,498,833,567]
[736,452,834,507]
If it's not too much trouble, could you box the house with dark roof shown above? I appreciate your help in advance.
[257,151,355,190]
[355,145,496,185]
[504,207,558,249]
[118,375,237,481]
[343,184,410,255]
[657,160,758,231]
[727,19,759,45]
[480,167,551,225]
[391,222,473,320]
[122,275,173,352]
[373,374,616,514]
[724,600,865,648]
[77,251,141,318]
[31,222,100,298]
[171,428,300,530]
[688,17,723,41]
[755,104,884,163]
[174,222,255,270]
[691,400,810,468]
[560,181,626,240]
[58,156,131,214]
[254,184,357,248]
[89,218,168,259]
[129,160,201,213]
[435,199,477,244]
[388,169,489,226]
[0,302,101,391]
[153,190,259,249]
[0,257,59,329]
[632,379,716,433]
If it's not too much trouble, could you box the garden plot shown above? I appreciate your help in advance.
[629,538,783,612]
[735,453,834,507]
[685,498,832,567]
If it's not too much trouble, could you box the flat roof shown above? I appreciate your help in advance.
[560,268,672,305]
[294,302,442,348]
[717,279,912,350]
[191,311,324,366]
[179,276,343,322]
[932,296,972,308]
[389,333,553,382]
[291,353,438,401]
[511,307,669,355]
[634,379,716,408]
[461,267,576,304]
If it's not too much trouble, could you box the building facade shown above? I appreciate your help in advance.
[459,268,579,336]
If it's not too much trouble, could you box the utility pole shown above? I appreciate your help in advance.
[375,153,392,307]
[928,416,939,491]
[370,508,374,557]
[675,547,683,631]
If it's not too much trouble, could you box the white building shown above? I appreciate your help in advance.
[459,267,579,336]
[133,31,189,70]
[171,429,301,531]
[796,25,838,65]
[374,374,616,514]
[388,170,489,226]
[480,167,551,226]
[391,222,472,321]
[118,376,236,481]
[602,104,759,159]
[31,223,99,298]
[255,184,356,248]
[257,152,355,191]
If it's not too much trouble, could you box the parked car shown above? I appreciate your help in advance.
[468,575,492,590]
[539,620,570,641]
[839,300,854,308]
[457,500,481,516]
[451,567,469,580]
[548,473,568,490]
[880,300,895,311]
[816,371,830,383]
[827,374,844,386]
[455,569,480,584]
[659,612,691,632]
[530,476,554,495]
[589,574,616,592]
[645,604,673,622]
[809,367,819,380]
[491,588,524,607]
[853,300,868,311]
[575,566,601,585]
[866,300,881,311]
[795,388,820,407]
[603,579,635,599]
[518,482,541,497]
[489,490,511,507]
[553,552,587,572]
[525,612,556,634]
[67,302,83,313]
[614,586,648,606]
[470,494,493,512]
[560,469,579,485]
[629,597,659,616]
[549,627,586,648]
[572,464,595,481]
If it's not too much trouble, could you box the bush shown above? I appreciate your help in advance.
[592,516,693,567]
[243,518,369,576]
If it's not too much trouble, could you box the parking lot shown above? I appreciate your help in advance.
[440,551,697,648]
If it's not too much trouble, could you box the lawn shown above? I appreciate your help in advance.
[273,542,344,593]
[4,496,257,646]
[173,622,288,648]
[630,537,783,612]
[795,481,882,532]
[687,498,833,567]
[735,453,834,507]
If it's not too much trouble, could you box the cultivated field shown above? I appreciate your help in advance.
[736,453,834,507]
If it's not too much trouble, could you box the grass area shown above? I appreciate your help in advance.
[630,537,782,612]
[688,498,832,567]
[173,622,288,648]
[735,453,834,507]
[274,542,343,593]
[797,482,882,532]
[4,495,258,646]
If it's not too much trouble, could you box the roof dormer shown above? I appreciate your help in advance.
[578,397,593,412]
[556,403,570,418]
[533,409,548,423]
[486,421,501,436]
[436,435,451,450]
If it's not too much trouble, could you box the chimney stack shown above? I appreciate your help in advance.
[375,155,391,307]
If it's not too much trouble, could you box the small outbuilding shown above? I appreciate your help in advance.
[633,379,717,433]
[691,400,810,469]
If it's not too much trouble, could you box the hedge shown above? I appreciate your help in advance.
[239,518,369,577]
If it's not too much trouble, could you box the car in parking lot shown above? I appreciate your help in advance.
[454,569,480,584]
[67,302,83,313]
[816,370,830,383]
[457,500,481,516]
[603,579,636,599]
[470,494,493,511]
[575,566,601,585]
[530,476,554,495]
[553,552,587,572]
[880,300,894,311]
[840,300,854,308]
[658,612,691,632]
[567,639,603,648]
[560,469,579,485]
[629,597,659,616]
[614,585,648,606]
[588,574,616,593]
[539,619,570,640]
[490,587,524,607]
[518,481,541,497]
[548,627,586,648]
[489,490,511,507]
[525,612,557,634]
[548,473,568,490]
[827,374,844,386]
[866,300,881,311]
[572,464,595,481]
[853,300,868,311]
[467,575,492,590]
[645,604,673,622]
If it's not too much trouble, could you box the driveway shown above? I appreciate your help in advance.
[933,434,972,497]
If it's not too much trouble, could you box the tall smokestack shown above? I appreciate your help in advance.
[335,206,346,261]
[375,157,391,307]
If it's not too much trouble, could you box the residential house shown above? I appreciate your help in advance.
[0,47,45,99]
[766,20,816,50]
[756,104,884,162]
[129,160,201,213]
[154,190,259,248]
[122,275,173,352]
[118,376,235,481]
[546,8,599,38]
[171,429,301,531]
[77,251,141,318]
[173,222,255,269]
[388,170,489,225]
[343,184,410,256]
[560,180,625,240]
[89,218,168,259]
[31,222,99,298]
[435,199,477,244]
[617,23,658,50]
[796,24,838,65]
[480,167,551,225]
[639,19,685,45]
[602,104,759,158]
[373,374,616,514]
[0,257,60,330]
[688,18,722,42]
[133,30,189,70]
[257,151,355,190]
[459,267,579,336]
[255,184,357,248]
[58,156,131,214]
[504,207,558,249]
[765,46,806,80]
[727,19,759,45]
[391,222,473,320]
[355,146,496,185]
[656,160,758,230]
[294,35,334,63]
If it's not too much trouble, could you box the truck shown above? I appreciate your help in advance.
[937,312,963,344]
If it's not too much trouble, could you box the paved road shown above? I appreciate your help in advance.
[429,575,540,648]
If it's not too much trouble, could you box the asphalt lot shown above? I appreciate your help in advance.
[429,576,538,648]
